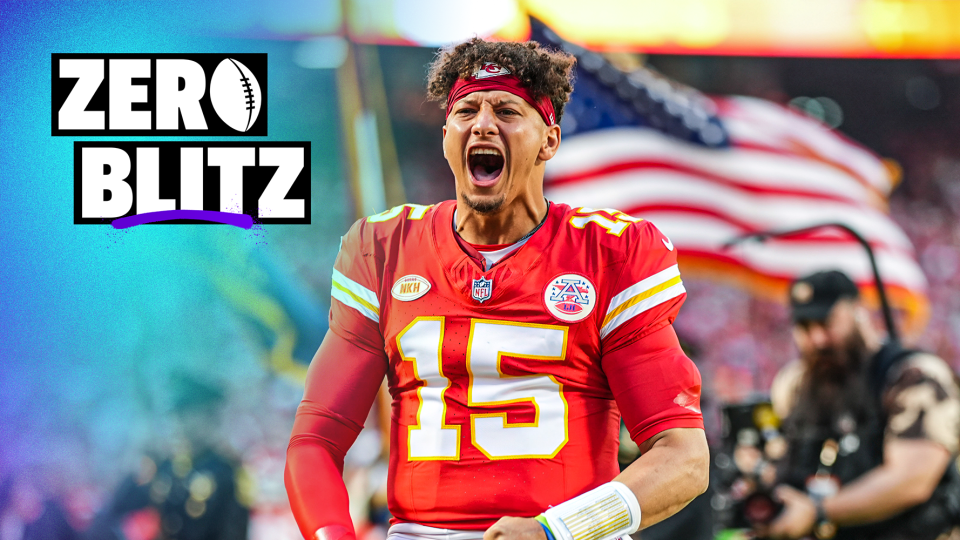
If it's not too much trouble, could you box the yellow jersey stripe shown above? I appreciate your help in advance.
[332,269,377,303]
[606,264,681,313]
[332,281,379,316]
[331,269,379,322]
[602,275,682,328]
[600,281,685,339]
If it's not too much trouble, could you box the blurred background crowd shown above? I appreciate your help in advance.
[3,1,960,539]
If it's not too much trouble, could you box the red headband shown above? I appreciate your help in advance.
[445,63,556,126]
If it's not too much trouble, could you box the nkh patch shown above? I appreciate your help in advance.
[472,276,493,303]
[391,275,430,302]
[544,274,596,323]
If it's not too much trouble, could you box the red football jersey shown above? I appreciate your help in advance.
[329,200,701,529]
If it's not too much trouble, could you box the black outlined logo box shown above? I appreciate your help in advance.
[74,141,310,224]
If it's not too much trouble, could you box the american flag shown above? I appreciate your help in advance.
[533,21,929,332]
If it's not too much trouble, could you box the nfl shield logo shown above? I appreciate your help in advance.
[472,277,493,303]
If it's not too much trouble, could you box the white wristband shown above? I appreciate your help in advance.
[541,481,641,540]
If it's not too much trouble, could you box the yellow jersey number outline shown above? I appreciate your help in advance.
[466,318,570,460]
[367,204,433,223]
[397,317,570,461]
[568,207,643,237]
[397,316,461,461]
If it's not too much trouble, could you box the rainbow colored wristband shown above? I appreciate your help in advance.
[535,515,556,540]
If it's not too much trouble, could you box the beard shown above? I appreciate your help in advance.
[790,329,873,431]
[807,329,868,386]
[460,192,506,214]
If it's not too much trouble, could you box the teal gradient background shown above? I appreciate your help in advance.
[5,3,960,539]
[0,0,347,483]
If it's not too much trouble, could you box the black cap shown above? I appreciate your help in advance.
[789,270,859,322]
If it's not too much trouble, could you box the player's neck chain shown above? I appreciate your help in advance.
[453,200,551,247]
[517,200,551,243]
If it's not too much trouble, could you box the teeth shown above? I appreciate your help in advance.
[470,148,502,156]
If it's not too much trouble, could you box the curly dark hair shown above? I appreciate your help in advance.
[426,38,576,124]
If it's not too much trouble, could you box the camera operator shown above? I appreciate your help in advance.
[762,270,960,540]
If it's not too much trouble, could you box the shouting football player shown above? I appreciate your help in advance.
[285,38,709,540]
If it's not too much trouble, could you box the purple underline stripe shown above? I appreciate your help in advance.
[111,210,254,229]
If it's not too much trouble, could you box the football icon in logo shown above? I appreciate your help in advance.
[210,58,261,132]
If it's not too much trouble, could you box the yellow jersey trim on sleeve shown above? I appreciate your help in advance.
[331,269,380,323]
[601,264,684,339]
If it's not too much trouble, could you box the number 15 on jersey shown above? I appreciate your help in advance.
[397,317,570,461]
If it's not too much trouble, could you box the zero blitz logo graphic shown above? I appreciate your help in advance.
[74,141,310,226]
[210,59,261,132]
[52,54,267,136]
[54,53,312,226]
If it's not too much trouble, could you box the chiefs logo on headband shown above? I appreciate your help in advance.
[474,62,512,79]
[446,63,556,126]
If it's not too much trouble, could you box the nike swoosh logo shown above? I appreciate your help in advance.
[662,237,674,251]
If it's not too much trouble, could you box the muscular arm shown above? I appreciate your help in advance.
[617,427,710,528]
[604,325,710,528]
[768,352,960,539]
[767,438,951,539]
[822,438,951,525]
[825,352,960,525]
[285,330,389,540]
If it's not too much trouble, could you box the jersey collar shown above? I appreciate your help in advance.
[431,200,564,305]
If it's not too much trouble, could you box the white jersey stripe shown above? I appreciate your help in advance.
[331,269,379,323]
[606,265,681,316]
[332,269,378,306]
[331,285,379,323]
[600,282,686,339]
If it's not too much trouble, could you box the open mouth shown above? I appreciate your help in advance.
[468,148,504,185]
